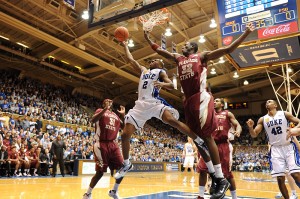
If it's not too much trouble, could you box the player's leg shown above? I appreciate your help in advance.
[277,176,289,199]
[114,123,136,179]
[286,173,298,199]
[271,146,289,199]
[83,170,104,199]
[109,142,125,198]
[199,169,208,198]
[286,142,300,190]
[190,165,195,183]
[161,109,210,160]
[83,143,106,199]
[183,164,188,183]
[228,178,237,199]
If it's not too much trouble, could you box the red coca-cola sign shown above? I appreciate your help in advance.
[258,21,298,39]
[222,36,233,45]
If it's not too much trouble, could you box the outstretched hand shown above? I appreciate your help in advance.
[246,119,254,128]
[120,41,128,47]
[232,130,241,137]
[153,81,163,89]
[117,105,125,115]
[286,127,300,140]
[144,31,150,41]
[246,23,255,32]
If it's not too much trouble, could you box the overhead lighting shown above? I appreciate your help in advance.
[219,57,225,63]
[128,39,134,47]
[0,35,9,40]
[165,27,172,37]
[172,75,177,90]
[288,67,293,73]
[243,80,249,85]
[61,60,69,65]
[81,10,89,20]
[199,35,206,43]
[233,71,239,78]
[48,56,55,59]
[112,81,115,85]
[210,68,216,75]
[210,19,217,28]
[75,66,82,70]
[16,42,29,48]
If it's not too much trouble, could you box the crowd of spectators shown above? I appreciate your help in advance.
[0,71,97,126]
[232,146,270,173]
[0,70,272,178]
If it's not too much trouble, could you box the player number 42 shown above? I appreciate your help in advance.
[271,126,282,135]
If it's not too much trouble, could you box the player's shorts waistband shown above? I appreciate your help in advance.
[271,141,292,147]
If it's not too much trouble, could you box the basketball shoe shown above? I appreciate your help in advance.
[210,178,230,199]
[82,193,91,199]
[114,162,133,179]
[275,192,283,199]
[290,192,298,199]
[209,173,216,195]
[197,196,204,199]
[108,190,120,199]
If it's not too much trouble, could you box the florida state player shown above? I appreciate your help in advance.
[18,146,30,176]
[198,98,241,199]
[8,146,20,176]
[144,24,254,198]
[83,99,125,199]
[27,145,39,176]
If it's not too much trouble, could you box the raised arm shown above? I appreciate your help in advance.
[153,70,174,90]
[284,111,300,128]
[91,108,107,123]
[228,112,242,137]
[122,41,147,73]
[202,25,254,62]
[144,31,180,61]
[247,117,264,138]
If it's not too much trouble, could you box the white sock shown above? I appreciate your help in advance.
[199,186,205,197]
[87,186,93,194]
[34,169,37,173]
[205,161,215,173]
[113,183,120,191]
[214,164,224,178]
[231,190,237,199]
[292,190,296,194]
[124,159,130,165]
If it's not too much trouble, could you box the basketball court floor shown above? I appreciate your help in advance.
[0,171,295,199]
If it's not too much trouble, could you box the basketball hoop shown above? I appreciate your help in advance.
[139,8,170,32]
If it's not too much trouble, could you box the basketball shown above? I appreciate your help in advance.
[114,26,129,42]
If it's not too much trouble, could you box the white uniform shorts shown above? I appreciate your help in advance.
[183,156,195,168]
[125,99,179,130]
[269,142,300,177]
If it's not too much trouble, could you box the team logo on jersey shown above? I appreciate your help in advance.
[264,118,269,123]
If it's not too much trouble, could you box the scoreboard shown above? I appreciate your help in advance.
[216,0,300,70]
[217,0,299,45]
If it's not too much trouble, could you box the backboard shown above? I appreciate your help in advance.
[88,0,186,29]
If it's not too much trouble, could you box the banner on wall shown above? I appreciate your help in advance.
[64,0,76,9]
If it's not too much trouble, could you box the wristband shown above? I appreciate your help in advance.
[151,43,160,51]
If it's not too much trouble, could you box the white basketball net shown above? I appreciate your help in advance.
[139,9,170,32]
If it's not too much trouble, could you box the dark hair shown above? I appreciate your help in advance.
[220,98,225,105]
[190,42,198,53]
